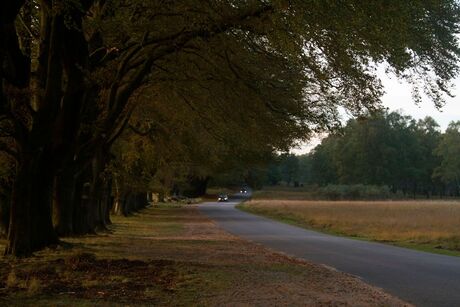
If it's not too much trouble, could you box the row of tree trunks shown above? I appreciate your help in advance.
[53,166,77,236]
[2,0,152,256]
[1,1,115,255]
[5,0,177,255]
[112,193,149,216]
[52,158,114,237]
[88,148,111,231]
[4,4,71,255]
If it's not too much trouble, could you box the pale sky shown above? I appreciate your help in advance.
[381,73,460,131]
[292,71,460,155]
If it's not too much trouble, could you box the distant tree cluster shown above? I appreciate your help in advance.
[267,112,460,198]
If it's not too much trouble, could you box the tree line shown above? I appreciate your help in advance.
[266,112,460,198]
[1,1,460,256]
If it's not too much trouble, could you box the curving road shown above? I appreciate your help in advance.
[199,195,460,307]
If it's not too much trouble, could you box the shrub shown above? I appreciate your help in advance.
[315,184,392,200]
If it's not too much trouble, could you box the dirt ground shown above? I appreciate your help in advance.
[0,204,410,306]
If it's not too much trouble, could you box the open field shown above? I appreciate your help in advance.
[240,195,460,255]
[0,204,407,306]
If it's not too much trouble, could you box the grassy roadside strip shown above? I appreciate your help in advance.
[237,202,460,257]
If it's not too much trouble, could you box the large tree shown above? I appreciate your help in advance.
[434,121,460,195]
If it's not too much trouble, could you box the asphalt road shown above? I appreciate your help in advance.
[199,195,460,307]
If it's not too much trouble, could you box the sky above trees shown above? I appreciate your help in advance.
[381,73,460,131]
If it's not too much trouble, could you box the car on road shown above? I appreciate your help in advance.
[240,188,248,194]
[217,194,229,202]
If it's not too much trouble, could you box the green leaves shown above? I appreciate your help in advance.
[306,111,451,197]
[434,121,460,185]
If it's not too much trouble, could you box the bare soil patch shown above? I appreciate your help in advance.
[0,204,409,306]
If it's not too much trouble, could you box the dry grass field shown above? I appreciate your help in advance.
[240,197,460,255]
[0,204,408,306]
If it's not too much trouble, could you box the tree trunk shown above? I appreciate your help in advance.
[88,148,109,231]
[53,166,78,236]
[117,193,130,216]
[125,193,134,215]
[5,154,58,256]
[104,179,113,225]
[121,192,146,215]
[136,193,148,210]
[69,146,112,234]
[0,196,10,238]
[111,177,123,215]
[72,171,94,235]
[117,194,127,216]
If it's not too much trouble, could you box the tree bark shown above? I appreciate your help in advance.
[0,196,9,238]
[111,176,123,215]
[101,178,113,225]
[53,166,78,236]
[73,179,94,235]
[88,147,110,231]
[5,153,58,256]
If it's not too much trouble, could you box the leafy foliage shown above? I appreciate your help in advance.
[434,121,460,186]
[266,112,459,198]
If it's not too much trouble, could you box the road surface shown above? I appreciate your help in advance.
[199,196,460,306]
